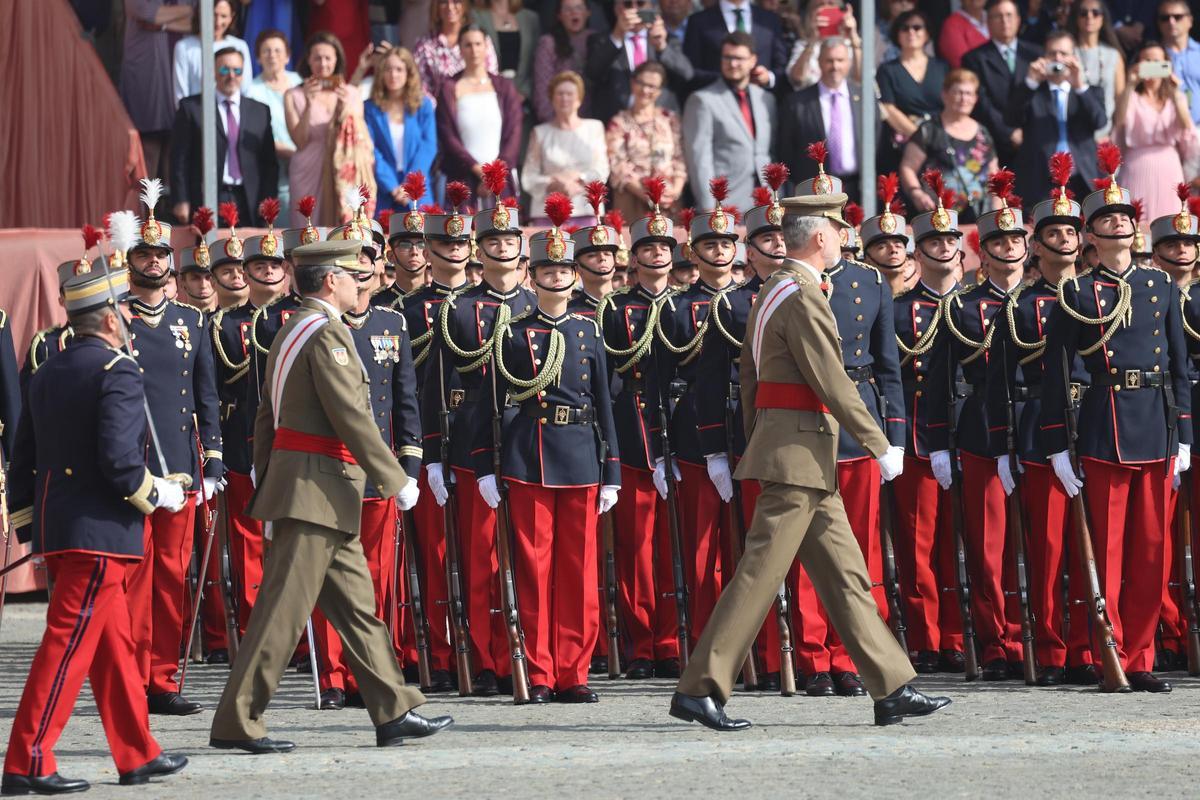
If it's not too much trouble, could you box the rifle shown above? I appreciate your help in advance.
[180,419,217,691]
[875,395,908,653]
[944,364,980,681]
[217,495,240,660]
[489,352,530,703]
[598,436,621,679]
[1002,349,1038,685]
[1060,349,1129,692]
[399,507,434,689]
[437,348,473,696]
[657,377,691,666]
[1175,476,1200,675]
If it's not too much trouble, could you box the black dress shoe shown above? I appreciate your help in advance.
[625,658,653,680]
[1127,671,1172,693]
[654,657,681,678]
[147,691,202,716]
[757,671,780,691]
[345,691,366,708]
[529,684,553,703]
[1065,664,1099,685]
[1154,648,1181,672]
[590,655,607,674]
[206,648,229,665]
[556,684,599,703]
[497,675,515,696]
[402,665,420,684]
[472,669,499,697]
[428,669,454,693]
[912,650,939,674]
[1007,661,1025,679]
[209,737,296,754]
[1,772,89,795]
[1036,666,1066,687]
[833,671,867,697]
[873,684,952,726]
[982,658,1009,681]
[805,671,836,697]
[118,752,188,786]
[319,688,345,710]
[938,650,966,673]
[668,692,751,731]
[376,711,454,746]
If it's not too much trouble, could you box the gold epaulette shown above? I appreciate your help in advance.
[568,313,601,337]
[847,259,883,284]
[103,350,137,371]
[170,299,205,324]
[212,308,251,372]
[27,327,52,374]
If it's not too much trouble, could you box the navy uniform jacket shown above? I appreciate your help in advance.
[130,297,223,484]
[371,282,405,310]
[894,282,958,459]
[344,305,423,492]
[420,281,536,470]
[1041,264,1193,463]
[660,280,729,467]
[568,290,603,318]
[10,337,158,557]
[598,284,674,471]
[20,324,72,400]
[471,310,621,488]
[398,280,468,382]
[927,280,1013,457]
[1184,283,1200,421]
[826,259,905,460]
[210,302,259,474]
[694,275,761,459]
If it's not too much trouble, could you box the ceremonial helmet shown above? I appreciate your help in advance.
[630,175,677,249]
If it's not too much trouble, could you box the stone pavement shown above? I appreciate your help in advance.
[2,599,1198,799]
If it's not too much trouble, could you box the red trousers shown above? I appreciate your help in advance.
[315,498,397,691]
[453,466,508,677]
[405,470,453,672]
[677,461,727,641]
[1159,480,1187,654]
[890,457,963,654]
[1081,457,1172,673]
[5,554,161,776]
[1022,462,1094,668]
[224,470,264,636]
[613,466,680,662]
[196,496,228,652]
[960,451,1021,664]
[127,494,197,694]
[508,482,599,689]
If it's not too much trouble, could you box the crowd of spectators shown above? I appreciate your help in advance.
[79,0,1200,226]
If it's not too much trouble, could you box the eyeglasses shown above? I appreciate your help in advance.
[1160,13,1189,22]
[898,23,925,32]
[217,66,244,76]
[393,241,427,252]
[1077,8,1103,17]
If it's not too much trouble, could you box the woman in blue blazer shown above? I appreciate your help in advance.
[365,46,437,213]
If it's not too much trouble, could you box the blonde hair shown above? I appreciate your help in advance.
[547,70,585,103]
[370,47,425,116]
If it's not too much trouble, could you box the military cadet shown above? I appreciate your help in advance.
[1040,143,1192,693]
[22,230,100,395]
[421,161,536,697]
[569,183,620,317]
[596,176,681,679]
[669,212,699,290]
[612,244,631,291]
[178,207,220,314]
[1178,194,1200,674]
[3,267,188,795]
[985,152,1096,686]
[465,236,484,286]
[731,242,747,285]
[374,173,432,309]
[891,169,967,674]
[861,175,912,299]
[121,180,223,716]
[669,191,948,731]
[211,215,251,311]
[209,239,453,754]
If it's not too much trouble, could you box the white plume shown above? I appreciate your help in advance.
[342,185,365,218]
[139,177,164,216]
[107,210,140,254]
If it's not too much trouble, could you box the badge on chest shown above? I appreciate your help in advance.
[370,335,402,364]
[169,324,193,352]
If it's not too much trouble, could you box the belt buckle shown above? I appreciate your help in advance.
[1124,370,1141,390]
[1070,383,1081,403]
[553,405,571,425]
[449,388,465,409]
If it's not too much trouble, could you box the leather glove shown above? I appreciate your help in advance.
[930,450,953,490]
[426,463,449,507]
[1050,450,1083,498]
[1176,443,1191,477]
[598,485,620,514]
[477,474,501,509]
[652,458,682,500]
[397,477,420,511]
[153,477,186,513]
[704,453,734,503]
[877,446,905,482]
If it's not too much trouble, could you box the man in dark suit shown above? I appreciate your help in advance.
[682,0,789,91]
[171,47,278,226]
[584,1,693,123]
[1004,31,1105,204]
[779,39,868,204]
[961,0,1040,167]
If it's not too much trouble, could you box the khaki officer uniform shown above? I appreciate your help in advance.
[211,241,425,742]
[677,195,917,705]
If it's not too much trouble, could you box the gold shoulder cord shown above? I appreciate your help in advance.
[492,318,565,402]
[598,290,663,374]
[654,303,707,365]
[940,290,993,366]
[249,304,271,355]
[1056,274,1132,357]
[1181,286,1200,342]
[27,329,48,374]
[440,296,512,373]
[211,309,250,372]
[1003,285,1049,365]
[896,300,942,367]
[711,287,743,349]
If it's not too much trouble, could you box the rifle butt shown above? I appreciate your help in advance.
[442,494,474,696]
[601,512,621,679]
[776,585,797,697]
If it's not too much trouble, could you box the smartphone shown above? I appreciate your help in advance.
[817,6,845,37]
[1138,60,1173,80]
[321,75,345,90]
[638,5,658,25]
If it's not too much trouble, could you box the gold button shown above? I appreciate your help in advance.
[1154,329,1160,336]
[181,389,187,395]
[180,425,187,431]
[854,297,862,304]
[1100,299,1107,307]
[818,425,826,432]
[1038,300,1044,306]
[1107,351,1114,357]
[1155,311,1162,318]
[534,358,541,365]
[580,345,586,351]
[915,317,922,324]
[1114,385,1121,392]
[582,373,589,380]
[852,281,859,289]
[1154,365,1161,372]
[1148,279,1155,287]
[856,314,864,321]
[915,390,923,397]
[531,344,539,350]
[854,348,862,356]
[539,418,546,425]
[378,411,385,417]
[1041,317,1047,323]
[1155,347,1162,354]
[1110,367,1118,374]
[581,359,587,364]
[634,371,642,378]
[180,408,187,413]
[855,333,863,340]
[639,402,646,409]
[182,370,189,376]
[64,468,72,476]
[916,375,924,382]
[1151,296,1159,303]
[914,360,922,368]
[578,331,584,337]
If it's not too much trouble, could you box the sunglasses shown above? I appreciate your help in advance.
[1077,8,1102,17]
[899,23,925,32]
[1160,13,1189,22]
[217,66,244,76]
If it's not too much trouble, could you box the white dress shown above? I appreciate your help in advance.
[456,91,503,167]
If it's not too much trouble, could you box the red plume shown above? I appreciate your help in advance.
[585,180,608,216]
[889,197,907,215]
[967,229,981,256]
[751,186,772,207]
[544,192,573,228]
[258,197,280,227]
[378,209,394,232]
[445,181,471,211]
[297,195,316,220]
[603,209,625,234]
[564,224,581,235]
[191,206,214,236]
[81,224,102,251]
[1188,196,1200,217]
[939,189,959,210]
[806,141,829,167]
[1097,142,1122,176]
[708,176,730,207]
[402,172,427,206]
[103,212,113,234]
[843,202,864,228]
[219,201,239,229]
[877,172,899,205]
[921,168,945,197]
[678,208,695,230]
[986,169,1016,203]
[1132,198,1145,223]
[481,160,510,197]
[1092,176,1113,191]
[1178,182,1191,203]
[762,162,790,192]
[641,175,666,207]
[420,203,445,214]
[1049,152,1074,187]
[502,196,519,208]
[727,205,741,225]
[1063,188,1076,200]
[1008,193,1024,210]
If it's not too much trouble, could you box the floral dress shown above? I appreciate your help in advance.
[911,119,995,223]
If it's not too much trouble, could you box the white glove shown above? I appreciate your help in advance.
[652,458,682,500]
[598,485,620,514]
[1176,443,1191,477]
[705,454,734,503]
[1050,450,1083,498]
[194,476,222,505]
[877,446,905,482]
[249,466,257,487]
[930,450,953,490]
[426,463,449,507]
[397,477,420,511]
[153,477,186,513]
[477,474,501,509]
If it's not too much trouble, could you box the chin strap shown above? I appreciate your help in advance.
[982,240,1028,264]
[533,281,574,293]
[917,244,959,264]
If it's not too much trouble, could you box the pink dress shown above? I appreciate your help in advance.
[286,85,366,226]
[1117,92,1199,223]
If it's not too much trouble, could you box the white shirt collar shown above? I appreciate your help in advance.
[219,90,241,106]
[818,80,848,98]
[785,258,823,284]
[311,296,343,319]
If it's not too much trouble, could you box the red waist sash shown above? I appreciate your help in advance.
[273,427,358,464]
[755,381,830,413]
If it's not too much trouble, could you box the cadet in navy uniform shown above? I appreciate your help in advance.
[374,173,431,309]
[890,170,966,675]
[3,267,188,796]
[595,177,681,680]
[123,185,224,717]
[985,153,1096,686]
[1040,144,1193,693]
[569,186,620,317]
[421,162,536,697]
[23,237,99,397]
[471,201,622,703]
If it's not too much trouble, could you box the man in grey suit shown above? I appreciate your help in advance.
[682,31,775,214]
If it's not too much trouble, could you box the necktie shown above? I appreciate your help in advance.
[1054,86,1069,154]
[224,99,242,182]
[827,90,847,174]
[1003,46,1015,73]
[632,33,646,68]
[734,7,746,32]
[737,88,755,136]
